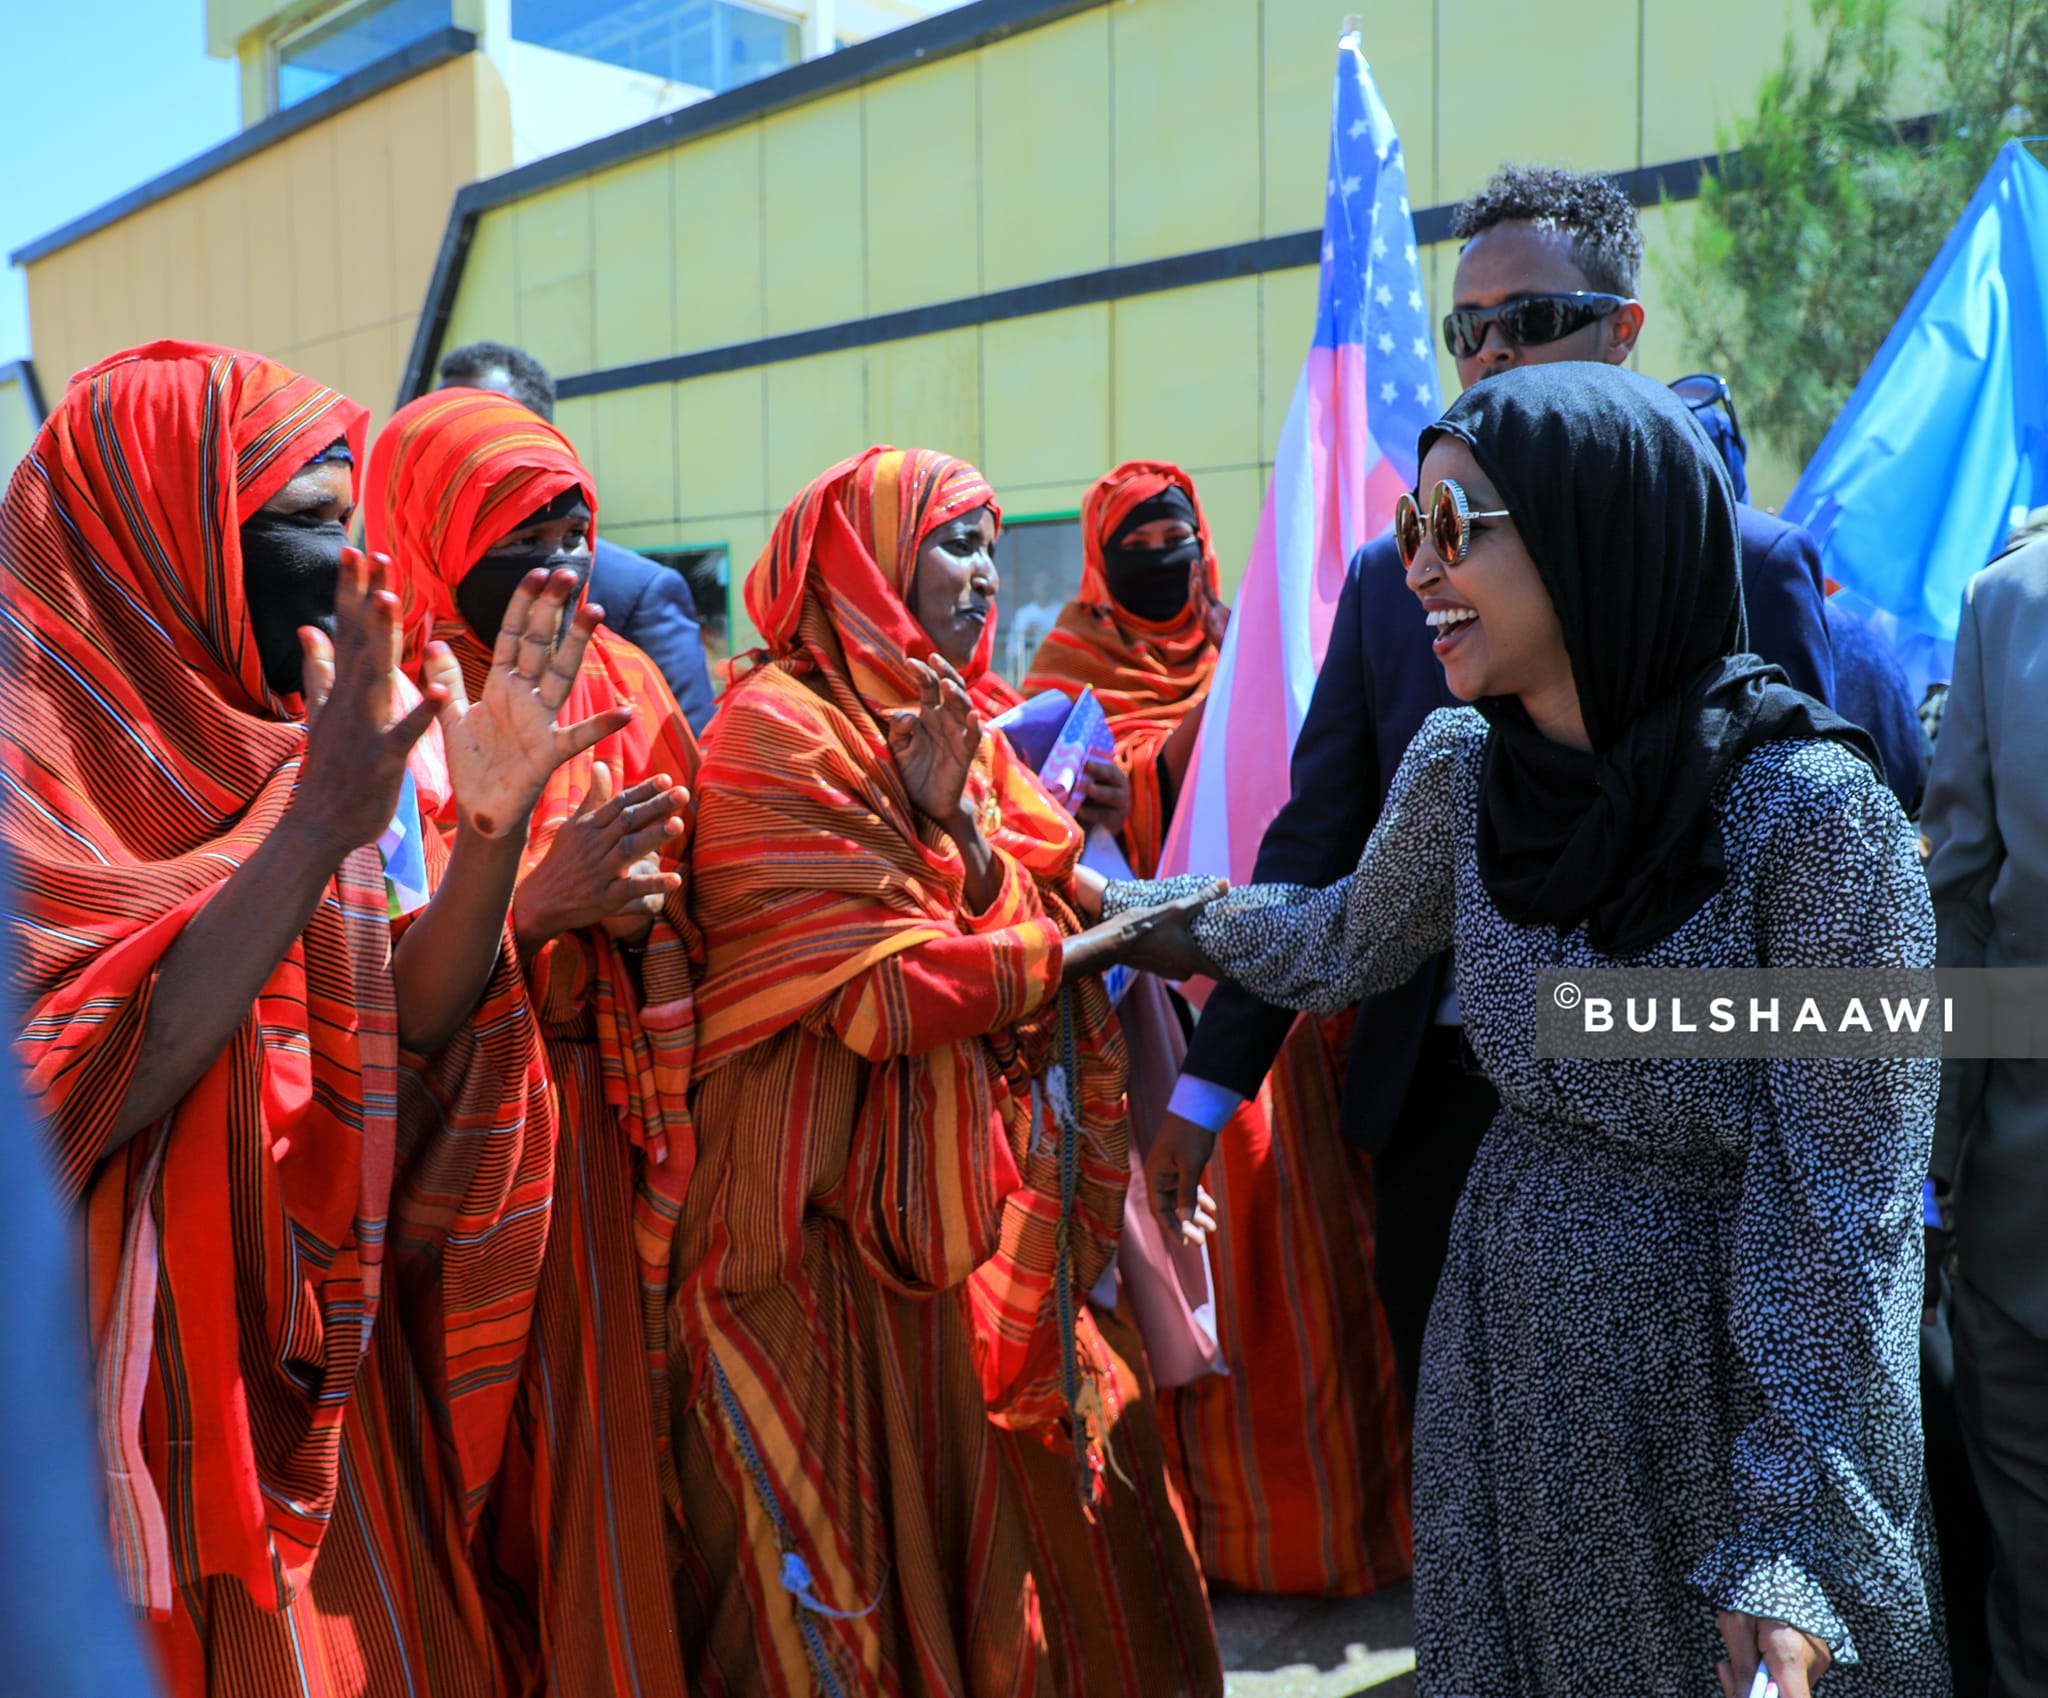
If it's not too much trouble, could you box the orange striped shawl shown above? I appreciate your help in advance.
[689,447,1128,1437]
[0,342,552,1615]
[1023,461,1222,876]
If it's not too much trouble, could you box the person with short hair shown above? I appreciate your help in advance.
[437,339,719,734]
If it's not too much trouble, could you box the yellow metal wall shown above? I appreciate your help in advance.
[23,54,511,430]
[439,0,1867,655]
[0,376,38,483]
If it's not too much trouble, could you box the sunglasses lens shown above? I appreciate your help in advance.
[1431,482,1465,564]
[1443,312,1481,359]
[1501,297,1574,346]
[1394,493,1422,566]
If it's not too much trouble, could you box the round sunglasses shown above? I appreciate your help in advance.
[1395,479,1511,571]
[1441,292,1631,360]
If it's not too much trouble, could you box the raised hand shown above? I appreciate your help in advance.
[887,654,983,824]
[1191,564,1231,647]
[291,549,444,858]
[1059,878,1228,985]
[432,567,635,839]
[511,763,688,955]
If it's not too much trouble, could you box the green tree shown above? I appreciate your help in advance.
[1666,0,2048,469]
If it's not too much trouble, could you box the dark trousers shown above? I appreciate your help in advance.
[1370,1025,1497,1408]
[1955,1274,2048,1698]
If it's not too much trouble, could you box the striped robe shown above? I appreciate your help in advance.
[2,341,559,1696]
[364,387,706,1698]
[1027,463,1412,1598]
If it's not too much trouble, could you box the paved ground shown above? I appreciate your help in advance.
[1213,1583,1417,1698]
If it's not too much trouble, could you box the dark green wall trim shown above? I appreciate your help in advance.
[10,27,479,267]
[3,360,48,425]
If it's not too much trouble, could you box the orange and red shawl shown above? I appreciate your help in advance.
[0,343,552,1621]
[1023,461,1222,875]
[368,389,701,1694]
[690,444,1128,1445]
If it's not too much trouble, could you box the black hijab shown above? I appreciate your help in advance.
[1424,363,1878,955]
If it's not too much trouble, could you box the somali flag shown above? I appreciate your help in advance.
[1783,140,2048,699]
[377,767,432,918]
[1158,25,1439,882]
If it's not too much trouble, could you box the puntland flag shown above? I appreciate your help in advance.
[1158,25,1439,882]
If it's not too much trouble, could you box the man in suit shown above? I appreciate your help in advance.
[435,341,718,734]
[1157,165,1837,1405]
[1922,530,2048,1698]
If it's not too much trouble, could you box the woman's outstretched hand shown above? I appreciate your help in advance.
[430,567,634,839]
[887,655,982,824]
[293,548,444,856]
[1059,878,1228,984]
[1716,1612,1831,1698]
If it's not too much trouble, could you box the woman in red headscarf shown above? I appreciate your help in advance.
[1,341,628,1697]
[365,387,700,1698]
[670,446,1218,1698]
[1026,462,1412,1598]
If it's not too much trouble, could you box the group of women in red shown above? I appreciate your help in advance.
[2,340,1411,1698]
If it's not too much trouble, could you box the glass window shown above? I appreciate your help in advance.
[275,0,454,110]
[512,0,800,94]
[992,518,1083,692]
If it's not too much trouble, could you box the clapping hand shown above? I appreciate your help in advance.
[1074,757,1133,836]
[512,762,688,955]
[428,566,634,840]
[888,655,983,824]
[293,549,445,856]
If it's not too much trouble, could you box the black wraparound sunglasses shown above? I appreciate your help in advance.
[1442,292,1632,360]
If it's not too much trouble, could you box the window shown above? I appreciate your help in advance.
[640,546,732,668]
[273,0,453,111]
[512,0,800,94]
[992,518,1083,692]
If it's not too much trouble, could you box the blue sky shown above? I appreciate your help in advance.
[2,5,240,361]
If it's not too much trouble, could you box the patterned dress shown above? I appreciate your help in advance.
[1112,708,1950,1696]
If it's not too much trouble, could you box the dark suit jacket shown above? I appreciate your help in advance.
[1182,503,1835,1151]
[1826,600,1931,817]
[589,538,716,735]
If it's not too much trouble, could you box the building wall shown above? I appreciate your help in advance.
[22,53,510,427]
[432,0,1903,656]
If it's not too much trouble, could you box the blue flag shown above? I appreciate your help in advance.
[1783,140,2048,698]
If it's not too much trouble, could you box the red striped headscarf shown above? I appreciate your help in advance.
[0,342,549,1615]
[1024,460,1222,874]
[364,386,596,657]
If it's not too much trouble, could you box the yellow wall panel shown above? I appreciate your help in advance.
[764,348,867,510]
[515,186,596,373]
[1260,266,1318,455]
[1191,463,1268,597]
[587,387,679,528]
[981,304,1110,495]
[1642,0,1794,164]
[332,100,397,326]
[289,336,346,402]
[193,179,251,350]
[1111,0,1261,265]
[673,125,766,353]
[239,150,299,358]
[996,479,1089,522]
[593,159,676,371]
[865,58,982,314]
[674,367,769,520]
[979,9,1111,292]
[334,324,391,423]
[1112,279,1262,472]
[553,395,601,471]
[124,218,172,351]
[869,328,982,466]
[442,210,521,356]
[1436,0,1641,197]
[285,129,344,352]
[760,93,865,337]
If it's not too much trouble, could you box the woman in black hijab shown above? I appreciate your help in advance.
[1081,364,1949,1696]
